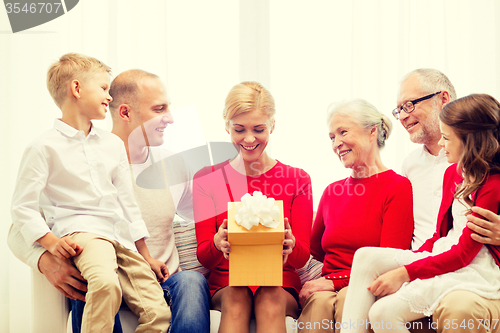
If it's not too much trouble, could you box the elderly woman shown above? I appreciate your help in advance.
[193,81,313,333]
[297,99,414,333]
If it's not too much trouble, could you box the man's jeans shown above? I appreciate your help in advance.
[71,270,211,333]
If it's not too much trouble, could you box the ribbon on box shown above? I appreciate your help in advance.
[234,191,281,230]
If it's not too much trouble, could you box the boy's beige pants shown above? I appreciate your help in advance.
[70,232,171,333]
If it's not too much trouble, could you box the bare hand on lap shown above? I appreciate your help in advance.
[368,267,409,297]
[38,251,87,301]
[147,257,169,284]
[299,277,335,307]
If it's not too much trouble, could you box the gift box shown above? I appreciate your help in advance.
[227,195,284,286]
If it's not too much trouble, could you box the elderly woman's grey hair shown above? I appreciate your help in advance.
[327,99,393,148]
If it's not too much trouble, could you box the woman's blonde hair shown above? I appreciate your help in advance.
[223,81,275,129]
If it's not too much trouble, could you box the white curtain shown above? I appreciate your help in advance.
[1,1,499,332]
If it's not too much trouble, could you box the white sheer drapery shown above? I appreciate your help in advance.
[1,1,499,332]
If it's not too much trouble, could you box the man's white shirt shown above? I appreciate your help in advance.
[402,146,451,249]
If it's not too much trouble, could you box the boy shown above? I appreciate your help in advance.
[11,53,170,333]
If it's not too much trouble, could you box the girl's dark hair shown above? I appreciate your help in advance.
[439,94,500,208]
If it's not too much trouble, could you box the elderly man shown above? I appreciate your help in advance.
[395,68,500,333]
[8,69,211,333]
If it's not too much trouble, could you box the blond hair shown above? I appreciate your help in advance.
[46,53,111,108]
[223,81,275,130]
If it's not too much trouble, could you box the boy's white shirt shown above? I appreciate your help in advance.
[11,119,149,252]
[8,134,194,274]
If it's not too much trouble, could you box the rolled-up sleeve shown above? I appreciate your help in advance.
[7,223,47,271]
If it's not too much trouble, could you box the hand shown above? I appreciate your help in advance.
[214,219,230,259]
[368,267,409,297]
[282,218,295,265]
[52,236,82,260]
[467,206,500,245]
[147,257,169,284]
[38,251,88,301]
[299,277,335,307]
[39,233,82,260]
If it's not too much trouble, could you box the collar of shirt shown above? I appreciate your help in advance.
[54,119,101,139]
[421,146,447,162]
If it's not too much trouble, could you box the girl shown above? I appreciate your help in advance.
[341,94,500,333]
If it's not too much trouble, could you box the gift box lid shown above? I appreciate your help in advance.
[227,200,284,245]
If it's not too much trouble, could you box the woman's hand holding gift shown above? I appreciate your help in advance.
[282,218,295,264]
[214,219,231,259]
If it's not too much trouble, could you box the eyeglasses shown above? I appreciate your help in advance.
[392,91,441,120]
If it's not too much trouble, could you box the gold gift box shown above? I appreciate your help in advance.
[227,200,284,286]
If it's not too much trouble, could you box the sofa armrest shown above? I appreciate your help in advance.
[32,268,71,333]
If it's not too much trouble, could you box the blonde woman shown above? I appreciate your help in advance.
[193,82,313,333]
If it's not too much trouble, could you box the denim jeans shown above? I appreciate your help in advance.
[71,270,210,333]
[162,270,211,333]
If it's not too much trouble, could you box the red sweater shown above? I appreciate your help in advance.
[311,170,414,291]
[406,164,500,280]
[193,160,313,296]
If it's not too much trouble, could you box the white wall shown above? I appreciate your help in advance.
[1,1,499,332]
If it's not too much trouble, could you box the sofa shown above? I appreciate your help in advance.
[31,220,323,333]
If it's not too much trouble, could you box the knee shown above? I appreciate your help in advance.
[220,287,253,317]
[254,287,286,317]
[167,271,209,317]
[434,291,489,321]
[368,299,389,324]
[302,290,335,314]
[176,271,208,291]
[352,247,378,270]
[305,290,333,306]
[88,273,121,301]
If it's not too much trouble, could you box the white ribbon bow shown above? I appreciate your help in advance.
[234,191,281,230]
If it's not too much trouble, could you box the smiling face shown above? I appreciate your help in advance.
[228,109,274,164]
[438,121,464,164]
[79,71,112,120]
[129,77,172,147]
[397,75,441,147]
[328,113,375,170]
